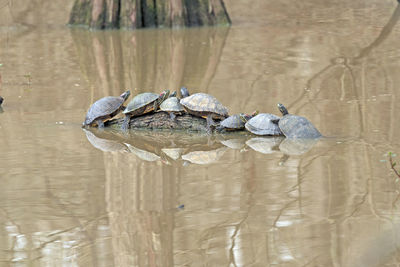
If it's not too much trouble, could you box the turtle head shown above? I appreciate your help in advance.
[170,91,177,98]
[160,90,170,102]
[239,113,251,123]
[120,90,131,101]
[180,87,190,98]
[277,103,289,116]
[251,110,259,117]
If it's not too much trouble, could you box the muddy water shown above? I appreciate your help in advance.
[1,0,400,266]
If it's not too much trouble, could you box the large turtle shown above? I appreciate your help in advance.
[217,111,258,132]
[180,93,229,133]
[277,103,321,139]
[159,95,185,120]
[244,113,282,136]
[122,90,170,130]
[83,90,130,128]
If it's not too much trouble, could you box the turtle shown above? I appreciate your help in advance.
[122,90,170,130]
[244,113,282,136]
[179,92,229,133]
[83,90,131,128]
[277,103,322,139]
[180,87,190,98]
[159,96,185,120]
[217,111,258,132]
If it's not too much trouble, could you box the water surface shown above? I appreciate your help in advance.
[1,1,400,266]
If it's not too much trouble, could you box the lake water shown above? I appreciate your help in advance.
[1,0,400,266]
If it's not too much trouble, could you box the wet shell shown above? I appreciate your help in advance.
[278,115,321,139]
[160,97,184,112]
[180,93,228,118]
[220,114,246,130]
[123,92,159,114]
[84,94,127,126]
[245,113,282,136]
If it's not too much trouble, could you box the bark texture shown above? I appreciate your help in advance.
[107,112,209,132]
[69,0,231,29]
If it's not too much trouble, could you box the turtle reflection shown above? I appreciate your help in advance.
[245,137,284,154]
[161,148,184,160]
[84,129,129,153]
[279,138,319,156]
[181,147,228,165]
[126,143,161,162]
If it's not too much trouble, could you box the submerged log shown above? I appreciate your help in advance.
[69,0,231,29]
[107,112,210,132]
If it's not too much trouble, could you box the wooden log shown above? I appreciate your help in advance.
[107,112,209,132]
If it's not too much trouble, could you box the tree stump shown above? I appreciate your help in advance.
[69,0,231,29]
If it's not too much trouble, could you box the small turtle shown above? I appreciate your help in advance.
[217,111,258,132]
[277,103,321,139]
[180,87,190,98]
[83,90,130,128]
[180,93,229,133]
[245,113,282,136]
[159,96,185,120]
[122,90,170,130]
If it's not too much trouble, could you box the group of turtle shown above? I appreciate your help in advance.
[83,87,321,139]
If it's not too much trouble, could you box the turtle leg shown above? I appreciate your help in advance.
[169,112,176,121]
[122,115,131,131]
[206,114,216,134]
[153,101,160,112]
[97,119,105,129]
[215,125,224,133]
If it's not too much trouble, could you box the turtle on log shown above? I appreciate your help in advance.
[122,90,170,130]
[83,90,130,128]
[180,93,229,133]
[277,103,321,139]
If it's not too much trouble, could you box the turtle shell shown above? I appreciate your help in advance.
[123,92,159,115]
[160,97,184,112]
[277,103,321,139]
[84,91,129,126]
[245,113,282,136]
[180,93,228,119]
[278,114,321,139]
[220,114,246,130]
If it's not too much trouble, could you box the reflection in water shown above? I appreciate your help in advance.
[71,26,230,100]
[1,1,400,266]
[84,128,320,164]
[246,136,284,154]
[84,129,129,152]
[181,147,228,165]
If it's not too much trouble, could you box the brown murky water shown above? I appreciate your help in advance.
[1,0,400,266]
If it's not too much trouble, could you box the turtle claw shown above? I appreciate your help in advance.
[169,112,176,121]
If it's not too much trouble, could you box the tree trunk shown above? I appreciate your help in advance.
[69,0,231,29]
